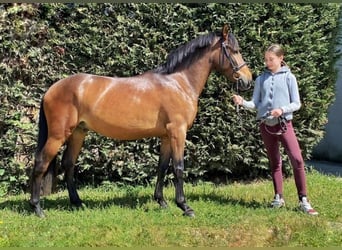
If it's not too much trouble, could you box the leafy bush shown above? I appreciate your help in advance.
[0,3,340,194]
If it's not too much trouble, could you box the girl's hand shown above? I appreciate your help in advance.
[232,94,243,105]
[270,108,283,117]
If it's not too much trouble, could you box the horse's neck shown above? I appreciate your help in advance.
[182,56,212,98]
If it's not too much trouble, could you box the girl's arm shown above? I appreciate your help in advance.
[281,73,301,113]
[241,77,261,109]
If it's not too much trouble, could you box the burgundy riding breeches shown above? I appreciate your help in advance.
[259,120,307,198]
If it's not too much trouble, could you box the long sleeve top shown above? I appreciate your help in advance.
[242,66,301,121]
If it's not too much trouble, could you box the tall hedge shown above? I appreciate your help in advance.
[0,3,340,195]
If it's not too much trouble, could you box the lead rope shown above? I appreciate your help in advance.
[234,82,243,127]
[262,116,288,135]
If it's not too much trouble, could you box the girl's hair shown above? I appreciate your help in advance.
[266,44,287,66]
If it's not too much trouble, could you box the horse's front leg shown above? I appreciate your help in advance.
[154,137,172,208]
[172,158,195,217]
[169,124,195,217]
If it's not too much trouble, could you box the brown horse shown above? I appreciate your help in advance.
[30,24,253,217]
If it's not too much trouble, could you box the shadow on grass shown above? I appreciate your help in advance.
[0,192,153,215]
[0,188,272,216]
[187,192,266,209]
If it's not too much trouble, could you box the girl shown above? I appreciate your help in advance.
[233,44,318,215]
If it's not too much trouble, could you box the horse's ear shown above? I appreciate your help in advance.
[222,24,230,41]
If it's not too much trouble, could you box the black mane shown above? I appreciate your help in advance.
[153,31,240,74]
[153,32,219,74]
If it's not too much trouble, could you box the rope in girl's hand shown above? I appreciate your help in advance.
[232,94,243,127]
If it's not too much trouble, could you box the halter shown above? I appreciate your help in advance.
[220,41,246,73]
[221,40,245,124]
[220,37,249,126]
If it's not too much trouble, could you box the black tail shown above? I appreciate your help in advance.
[37,98,48,153]
[36,98,58,195]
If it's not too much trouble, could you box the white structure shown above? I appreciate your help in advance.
[313,15,342,164]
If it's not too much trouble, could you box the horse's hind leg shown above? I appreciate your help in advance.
[30,139,63,217]
[154,137,172,208]
[61,127,87,208]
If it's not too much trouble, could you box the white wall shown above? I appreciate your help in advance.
[313,14,342,162]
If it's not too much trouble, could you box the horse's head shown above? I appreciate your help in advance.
[212,24,253,91]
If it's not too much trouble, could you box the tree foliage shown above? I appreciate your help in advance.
[0,3,340,194]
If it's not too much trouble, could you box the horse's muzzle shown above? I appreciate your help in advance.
[237,77,252,91]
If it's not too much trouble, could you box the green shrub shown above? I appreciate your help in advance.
[0,3,340,194]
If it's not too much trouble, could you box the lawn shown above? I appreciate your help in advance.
[0,171,341,247]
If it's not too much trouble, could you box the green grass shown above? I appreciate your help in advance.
[0,171,341,247]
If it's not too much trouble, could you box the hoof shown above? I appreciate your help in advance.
[183,209,195,218]
[156,198,168,209]
[31,205,45,218]
[159,200,168,209]
[79,203,87,210]
[35,210,46,218]
[71,202,86,211]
